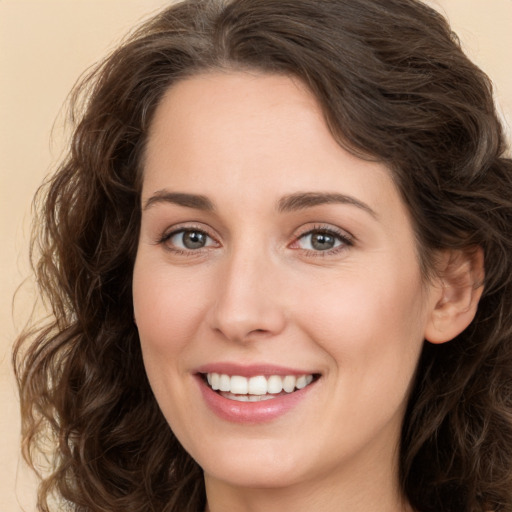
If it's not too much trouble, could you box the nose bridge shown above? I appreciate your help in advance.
[209,237,286,342]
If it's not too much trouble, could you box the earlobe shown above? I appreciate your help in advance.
[424,247,484,344]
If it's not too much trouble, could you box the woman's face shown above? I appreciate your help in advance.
[133,72,439,494]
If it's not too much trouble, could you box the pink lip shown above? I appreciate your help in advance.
[194,372,319,424]
[195,362,314,377]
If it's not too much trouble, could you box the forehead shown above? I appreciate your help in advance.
[145,71,326,172]
[145,72,386,185]
[143,72,404,223]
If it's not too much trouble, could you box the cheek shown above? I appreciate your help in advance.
[295,262,427,372]
[132,258,211,436]
[132,259,208,363]
[315,272,427,427]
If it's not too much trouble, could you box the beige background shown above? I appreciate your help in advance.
[1,1,511,510]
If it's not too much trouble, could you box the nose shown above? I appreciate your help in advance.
[208,247,287,343]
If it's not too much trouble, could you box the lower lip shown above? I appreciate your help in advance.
[196,376,317,424]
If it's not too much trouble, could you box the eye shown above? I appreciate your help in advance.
[293,227,353,253]
[161,228,217,251]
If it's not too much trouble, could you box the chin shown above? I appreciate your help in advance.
[204,464,303,490]
[194,441,310,489]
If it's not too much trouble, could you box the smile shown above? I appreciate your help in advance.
[204,373,316,401]
[196,366,321,423]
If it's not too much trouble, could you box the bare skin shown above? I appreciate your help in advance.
[133,71,482,512]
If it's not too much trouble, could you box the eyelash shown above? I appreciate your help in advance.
[156,224,354,257]
[156,224,219,256]
[291,224,354,257]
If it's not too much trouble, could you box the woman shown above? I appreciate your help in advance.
[14,0,512,511]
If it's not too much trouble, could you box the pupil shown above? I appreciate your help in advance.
[183,231,206,249]
[312,232,335,250]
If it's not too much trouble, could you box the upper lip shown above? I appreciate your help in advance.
[194,362,318,377]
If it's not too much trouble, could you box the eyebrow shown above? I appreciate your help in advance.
[277,192,377,218]
[143,191,214,211]
[143,189,377,218]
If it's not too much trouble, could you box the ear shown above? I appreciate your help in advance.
[424,247,484,344]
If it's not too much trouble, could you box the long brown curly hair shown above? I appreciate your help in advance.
[14,0,512,510]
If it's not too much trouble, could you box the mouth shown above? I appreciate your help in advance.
[201,372,320,402]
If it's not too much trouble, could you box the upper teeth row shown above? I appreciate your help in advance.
[206,373,314,395]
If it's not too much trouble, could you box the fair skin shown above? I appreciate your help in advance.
[133,71,482,512]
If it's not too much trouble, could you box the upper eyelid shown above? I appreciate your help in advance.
[157,224,218,248]
[294,224,354,241]
[166,227,214,239]
[158,227,220,256]
[287,225,355,256]
[156,221,354,246]
[161,222,215,238]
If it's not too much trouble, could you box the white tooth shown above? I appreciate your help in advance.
[219,374,231,392]
[230,375,248,394]
[222,391,277,402]
[211,373,220,390]
[296,375,307,389]
[248,394,278,401]
[210,372,314,395]
[267,375,283,394]
[283,375,296,393]
[222,392,249,402]
[248,376,267,395]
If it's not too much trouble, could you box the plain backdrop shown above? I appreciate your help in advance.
[1,1,511,510]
